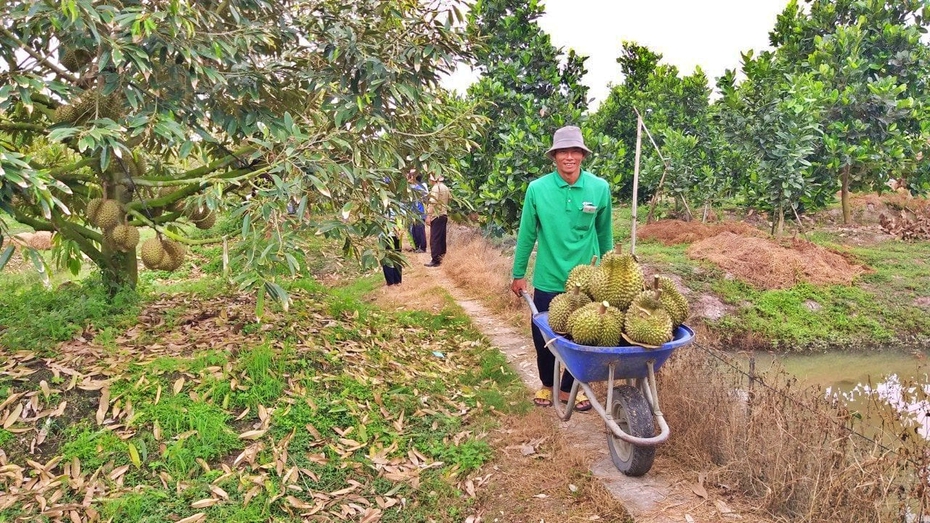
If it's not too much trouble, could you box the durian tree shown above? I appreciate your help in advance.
[0,0,480,297]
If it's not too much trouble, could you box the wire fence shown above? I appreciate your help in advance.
[657,340,930,523]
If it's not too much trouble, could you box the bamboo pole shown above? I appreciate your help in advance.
[631,112,643,255]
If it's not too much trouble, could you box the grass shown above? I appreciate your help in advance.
[0,224,526,522]
[0,273,141,354]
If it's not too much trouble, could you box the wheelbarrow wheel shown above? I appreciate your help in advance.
[607,385,655,477]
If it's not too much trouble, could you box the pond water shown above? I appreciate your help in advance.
[749,349,930,439]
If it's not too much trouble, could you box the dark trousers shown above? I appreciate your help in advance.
[410,222,427,251]
[532,289,576,392]
[429,215,448,264]
[381,235,402,285]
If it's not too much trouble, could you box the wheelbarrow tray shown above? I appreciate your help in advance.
[532,311,694,383]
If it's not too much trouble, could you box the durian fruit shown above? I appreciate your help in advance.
[569,301,624,347]
[53,89,123,125]
[60,48,93,72]
[53,104,77,125]
[108,224,140,253]
[157,240,185,271]
[140,237,185,271]
[565,300,600,335]
[565,255,598,299]
[105,155,144,179]
[548,284,592,334]
[94,199,123,230]
[193,211,216,230]
[140,237,167,269]
[187,205,210,222]
[651,276,689,327]
[588,245,645,309]
[623,292,674,348]
[86,198,104,225]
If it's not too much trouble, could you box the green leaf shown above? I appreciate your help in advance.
[255,286,265,320]
[128,442,141,468]
[27,249,50,289]
[0,245,14,271]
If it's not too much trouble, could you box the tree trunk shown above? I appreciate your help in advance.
[679,195,693,222]
[773,203,785,238]
[100,241,139,294]
[841,164,851,225]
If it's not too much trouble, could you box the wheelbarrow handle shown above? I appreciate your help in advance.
[520,290,539,315]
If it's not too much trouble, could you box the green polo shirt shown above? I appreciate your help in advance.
[512,170,614,293]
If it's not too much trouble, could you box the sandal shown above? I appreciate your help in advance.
[533,388,553,407]
[560,391,593,412]
[574,391,593,412]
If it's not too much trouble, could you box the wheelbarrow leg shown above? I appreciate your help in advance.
[550,350,576,421]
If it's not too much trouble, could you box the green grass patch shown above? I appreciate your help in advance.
[713,281,898,350]
[0,429,13,447]
[60,424,129,471]
[135,393,239,475]
[0,274,140,354]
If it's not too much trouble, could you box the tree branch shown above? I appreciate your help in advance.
[0,121,46,133]
[0,26,81,84]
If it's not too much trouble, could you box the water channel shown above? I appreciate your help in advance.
[747,349,930,439]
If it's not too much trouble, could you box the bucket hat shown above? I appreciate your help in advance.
[546,125,592,158]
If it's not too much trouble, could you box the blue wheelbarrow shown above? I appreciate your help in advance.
[521,291,695,476]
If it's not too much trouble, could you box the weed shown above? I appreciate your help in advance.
[135,393,239,475]
[233,342,285,408]
[59,424,128,471]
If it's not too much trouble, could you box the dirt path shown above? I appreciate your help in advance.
[373,254,740,522]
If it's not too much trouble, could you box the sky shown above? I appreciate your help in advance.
[443,0,793,109]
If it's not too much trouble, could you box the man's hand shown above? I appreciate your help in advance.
[511,278,527,297]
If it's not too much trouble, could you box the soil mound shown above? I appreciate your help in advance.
[638,219,763,245]
[686,231,867,290]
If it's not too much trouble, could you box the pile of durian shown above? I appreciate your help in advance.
[548,246,690,348]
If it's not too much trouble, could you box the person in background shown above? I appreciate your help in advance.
[380,229,402,286]
[424,172,451,267]
[406,169,428,253]
[380,179,403,286]
[510,125,614,411]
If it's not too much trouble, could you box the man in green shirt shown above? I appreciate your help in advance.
[510,125,614,411]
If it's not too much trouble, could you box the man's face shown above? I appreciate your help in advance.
[553,147,586,178]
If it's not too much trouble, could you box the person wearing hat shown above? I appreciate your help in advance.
[510,125,614,411]
[424,171,451,267]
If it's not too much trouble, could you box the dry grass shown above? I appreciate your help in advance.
[686,231,867,290]
[659,346,929,523]
[441,225,526,329]
[475,409,633,523]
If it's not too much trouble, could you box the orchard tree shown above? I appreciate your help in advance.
[0,0,479,299]
[460,0,593,233]
[769,0,930,223]
[713,52,827,234]
[590,42,714,202]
